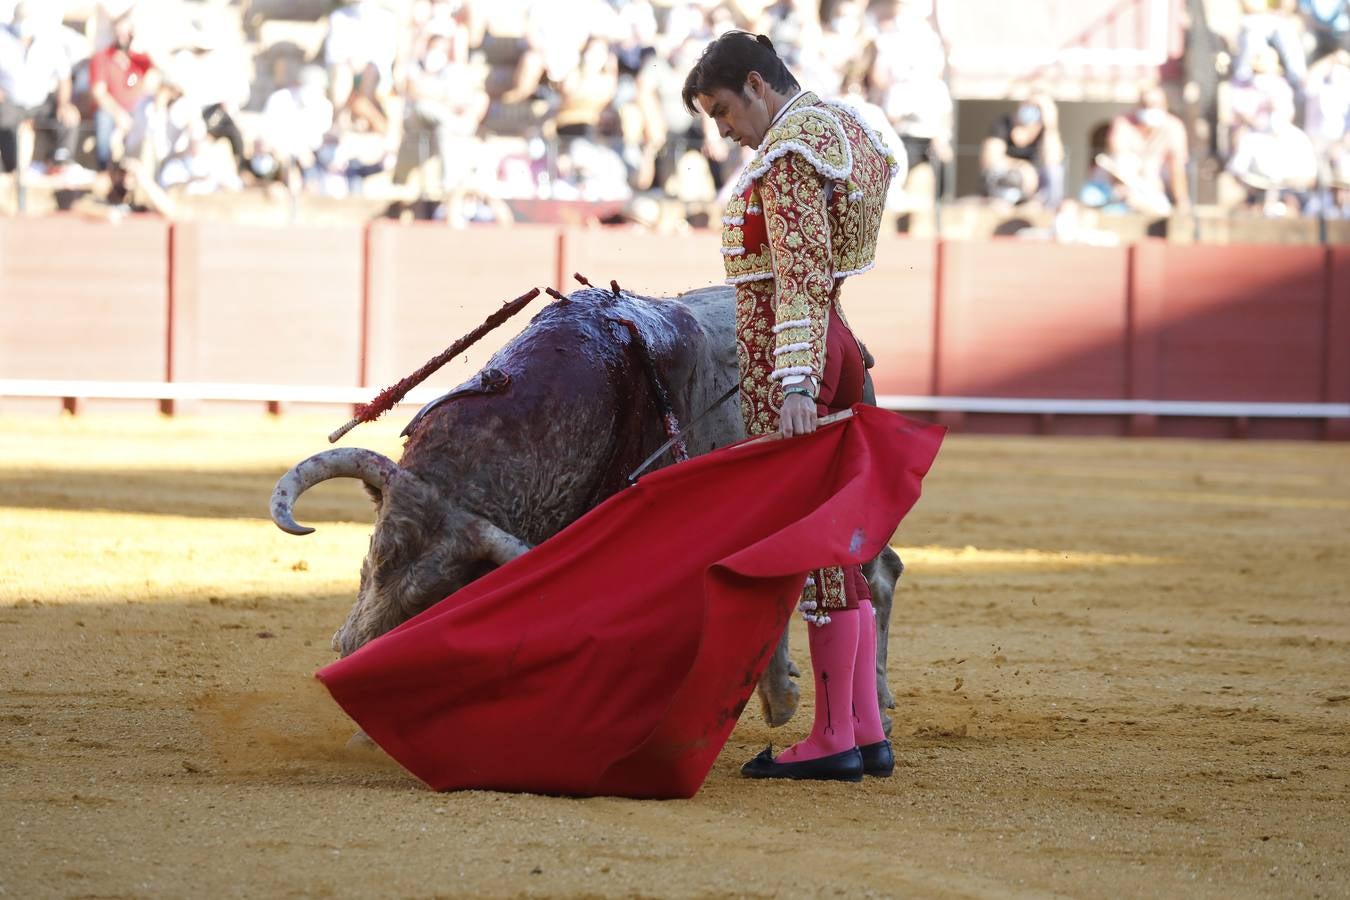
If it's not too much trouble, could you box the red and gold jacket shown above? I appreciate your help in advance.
[721,91,898,609]
[721,90,898,438]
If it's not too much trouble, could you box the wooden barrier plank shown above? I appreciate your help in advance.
[842,237,937,396]
[1325,246,1350,439]
[364,222,559,389]
[562,227,723,298]
[1152,243,1326,402]
[1327,246,1350,405]
[0,216,169,380]
[937,239,1130,398]
[171,223,365,386]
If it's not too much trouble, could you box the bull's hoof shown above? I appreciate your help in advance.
[880,710,893,737]
[756,679,800,728]
[878,678,896,710]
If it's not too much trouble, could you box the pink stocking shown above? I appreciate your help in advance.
[776,608,859,762]
[852,598,886,746]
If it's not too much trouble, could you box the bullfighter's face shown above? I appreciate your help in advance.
[697,73,774,149]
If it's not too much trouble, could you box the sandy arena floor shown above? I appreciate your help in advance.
[0,414,1347,899]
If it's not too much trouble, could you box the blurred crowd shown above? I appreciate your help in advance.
[0,0,1346,225]
[980,0,1350,222]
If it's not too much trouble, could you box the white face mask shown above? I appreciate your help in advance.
[424,49,449,71]
[1138,107,1166,128]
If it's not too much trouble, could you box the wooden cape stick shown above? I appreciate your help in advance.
[328,287,542,444]
[734,409,854,448]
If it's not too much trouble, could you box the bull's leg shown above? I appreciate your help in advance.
[757,625,801,727]
[864,546,904,736]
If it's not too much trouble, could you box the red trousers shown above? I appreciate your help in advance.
[814,306,866,417]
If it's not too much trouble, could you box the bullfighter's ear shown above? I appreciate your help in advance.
[472,519,532,567]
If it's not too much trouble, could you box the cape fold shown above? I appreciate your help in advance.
[316,405,945,798]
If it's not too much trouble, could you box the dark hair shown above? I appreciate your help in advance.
[681,31,800,114]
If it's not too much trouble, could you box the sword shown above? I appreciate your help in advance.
[627,383,738,484]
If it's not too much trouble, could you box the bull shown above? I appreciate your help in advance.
[270,285,903,732]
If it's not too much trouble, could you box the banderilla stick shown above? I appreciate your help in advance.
[328,287,541,443]
[612,317,688,464]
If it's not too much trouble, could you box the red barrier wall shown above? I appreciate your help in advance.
[2,217,1345,438]
[1134,243,1327,403]
[843,237,938,396]
[171,223,365,385]
[563,228,723,298]
[364,222,560,389]
[939,240,1131,399]
[0,216,169,381]
[1132,242,1331,439]
[1325,246,1350,439]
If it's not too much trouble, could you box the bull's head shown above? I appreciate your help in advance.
[270,448,531,657]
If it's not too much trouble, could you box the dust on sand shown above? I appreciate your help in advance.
[1,415,1347,898]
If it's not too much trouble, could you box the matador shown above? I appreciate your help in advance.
[685,30,900,782]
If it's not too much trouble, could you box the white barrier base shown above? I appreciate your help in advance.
[1,380,1346,421]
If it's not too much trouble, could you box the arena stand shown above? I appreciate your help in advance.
[1,1,1346,437]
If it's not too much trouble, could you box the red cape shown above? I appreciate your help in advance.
[316,405,945,798]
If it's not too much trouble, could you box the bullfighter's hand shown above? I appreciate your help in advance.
[778,392,818,438]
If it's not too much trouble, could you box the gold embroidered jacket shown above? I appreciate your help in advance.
[721,92,898,609]
[721,91,898,437]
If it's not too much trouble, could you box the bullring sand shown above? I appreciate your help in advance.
[1,415,1347,898]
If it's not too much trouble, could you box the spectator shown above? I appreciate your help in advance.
[71,155,176,219]
[1234,0,1309,91]
[659,0,716,56]
[503,0,615,104]
[0,2,81,175]
[1300,0,1349,55]
[871,0,951,204]
[1306,46,1350,144]
[157,115,242,195]
[324,0,399,115]
[170,25,250,173]
[1225,49,1319,212]
[614,47,668,192]
[403,29,487,198]
[819,0,872,81]
[554,36,618,141]
[981,93,1064,207]
[612,0,658,76]
[1086,84,1191,215]
[837,73,909,213]
[312,127,390,197]
[650,35,725,194]
[126,66,195,169]
[89,10,153,170]
[256,65,334,192]
[1305,48,1350,212]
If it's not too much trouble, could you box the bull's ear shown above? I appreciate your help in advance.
[472,519,532,567]
[363,483,383,505]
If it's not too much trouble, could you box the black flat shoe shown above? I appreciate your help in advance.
[740,745,864,782]
[858,740,895,777]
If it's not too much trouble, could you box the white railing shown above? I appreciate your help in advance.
[2,380,1346,421]
[875,395,1350,419]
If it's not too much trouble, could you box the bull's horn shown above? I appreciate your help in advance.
[270,448,402,536]
[472,518,533,567]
